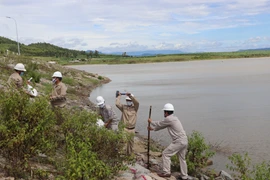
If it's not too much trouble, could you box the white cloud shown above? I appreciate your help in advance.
[0,0,270,52]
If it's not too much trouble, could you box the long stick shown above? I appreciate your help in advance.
[147,105,152,169]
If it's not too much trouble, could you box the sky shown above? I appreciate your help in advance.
[1,0,270,53]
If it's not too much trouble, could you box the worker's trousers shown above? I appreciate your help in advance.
[124,128,135,155]
[162,139,188,178]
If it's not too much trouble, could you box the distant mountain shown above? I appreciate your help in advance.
[106,50,184,56]
[238,47,270,51]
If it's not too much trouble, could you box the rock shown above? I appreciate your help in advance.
[218,170,233,180]
[130,163,151,175]
[118,163,151,180]
[38,153,47,158]
[150,158,160,165]
[200,174,210,180]
[206,160,213,166]
[140,175,152,180]
[47,174,55,180]
[149,172,177,180]
[150,151,162,157]
[214,177,224,180]
[7,64,14,69]
[0,177,14,180]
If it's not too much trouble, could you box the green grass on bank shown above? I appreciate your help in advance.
[2,48,270,66]
[62,50,270,65]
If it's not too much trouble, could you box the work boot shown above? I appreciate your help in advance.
[177,176,188,180]
[157,172,171,177]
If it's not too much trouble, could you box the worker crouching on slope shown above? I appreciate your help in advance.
[50,71,67,108]
[7,63,26,89]
[7,63,37,97]
[116,92,139,155]
[96,96,119,131]
[148,103,189,180]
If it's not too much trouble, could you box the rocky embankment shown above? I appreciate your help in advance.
[114,134,233,180]
[0,57,110,110]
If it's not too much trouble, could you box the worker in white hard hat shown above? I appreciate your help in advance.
[116,92,139,155]
[7,63,26,88]
[96,96,119,131]
[148,103,189,180]
[7,63,38,98]
[50,71,67,108]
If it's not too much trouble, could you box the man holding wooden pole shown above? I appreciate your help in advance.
[148,103,189,180]
[147,106,152,169]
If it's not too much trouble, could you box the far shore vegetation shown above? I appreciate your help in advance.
[63,50,270,65]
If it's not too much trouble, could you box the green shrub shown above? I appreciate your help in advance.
[226,152,251,180]
[32,168,51,180]
[172,131,215,176]
[98,75,103,80]
[27,61,39,71]
[41,82,53,95]
[27,70,42,83]
[187,131,215,175]
[226,152,270,180]
[56,133,110,180]
[56,110,128,179]
[0,85,131,179]
[252,161,270,180]
[20,61,42,83]
[0,89,57,178]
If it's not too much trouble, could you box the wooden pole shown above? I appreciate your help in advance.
[147,105,152,169]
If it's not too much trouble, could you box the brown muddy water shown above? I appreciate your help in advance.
[69,57,270,171]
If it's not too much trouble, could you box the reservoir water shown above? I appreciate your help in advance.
[69,57,270,170]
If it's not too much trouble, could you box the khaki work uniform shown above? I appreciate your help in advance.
[116,95,139,155]
[98,104,119,131]
[7,72,23,88]
[50,82,67,108]
[151,114,188,179]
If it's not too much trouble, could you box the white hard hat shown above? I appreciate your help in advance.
[52,71,62,78]
[125,94,134,101]
[96,96,105,105]
[14,63,26,71]
[162,103,174,111]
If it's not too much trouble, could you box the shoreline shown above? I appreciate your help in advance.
[80,57,270,176]
[0,56,268,179]
[65,56,270,66]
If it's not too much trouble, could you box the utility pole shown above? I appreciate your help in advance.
[6,16,20,55]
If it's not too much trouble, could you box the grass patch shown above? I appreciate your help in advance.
[62,77,76,86]
[41,82,53,95]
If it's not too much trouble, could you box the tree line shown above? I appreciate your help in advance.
[0,36,100,58]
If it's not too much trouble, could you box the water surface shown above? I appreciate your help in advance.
[69,57,270,170]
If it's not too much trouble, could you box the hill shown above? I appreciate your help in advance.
[238,47,270,51]
[0,36,87,58]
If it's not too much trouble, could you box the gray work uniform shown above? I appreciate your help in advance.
[151,114,188,179]
[98,104,119,131]
[50,82,67,108]
[116,95,139,155]
[7,72,23,88]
